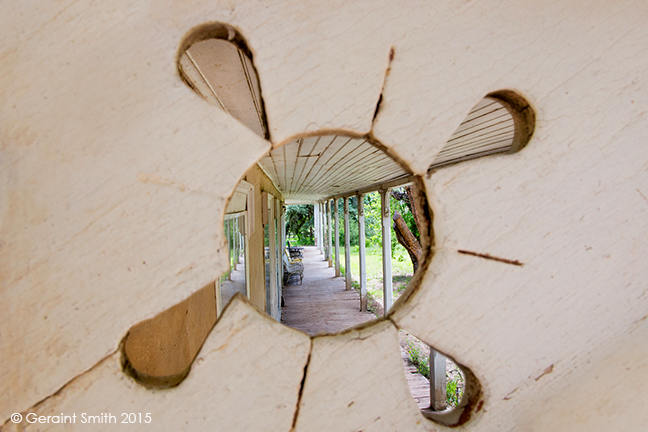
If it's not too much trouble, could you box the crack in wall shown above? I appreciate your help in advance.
[289,340,312,432]
[371,46,395,127]
[0,349,118,429]
[457,249,524,266]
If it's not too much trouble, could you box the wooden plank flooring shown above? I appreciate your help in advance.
[281,247,375,335]
[401,350,431,409]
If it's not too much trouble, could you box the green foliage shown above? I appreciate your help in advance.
[390,187,420,240]
[446,374,464,408]
[286,204,314,245]
[404,335,465,408]
[406,341,430,378]
[334,190,419,272]
[363,192,382,246]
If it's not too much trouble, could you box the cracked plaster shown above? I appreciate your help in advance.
[2,0,648,431]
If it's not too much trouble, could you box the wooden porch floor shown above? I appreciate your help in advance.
[281,246,430,409]
[281,246,374,335]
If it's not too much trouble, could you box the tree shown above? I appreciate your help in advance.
[391,186,423,273]
[285,204,314,245]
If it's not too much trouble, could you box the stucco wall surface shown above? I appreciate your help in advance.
[1,296,310,432]
[1,0,647,431]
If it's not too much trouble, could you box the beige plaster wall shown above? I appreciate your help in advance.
[122,281,217,386]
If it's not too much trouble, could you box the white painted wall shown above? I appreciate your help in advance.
[1,1,647,431]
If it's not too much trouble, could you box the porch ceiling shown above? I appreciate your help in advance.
[258,136,410,202]
[180,38,515,203]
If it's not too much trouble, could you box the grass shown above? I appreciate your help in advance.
[446,373,464,408]
[338,244,414,302]
[406,340,430,378]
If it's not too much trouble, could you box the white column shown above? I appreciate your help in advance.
[242,214,250,299]
[233,218,238,271]
[238,218,243,263]
[357,193,367,312]
[280,206,286,288]
[322,201,327,258]
[314,203,319,248]
[323,201,328,259]
[275,199,282,318]
[327,199,333,268]
[344,197,352,290]
[334,198,340,277]
[226,219,232,281]
[319,202,325,254]
[430,350,447,411]
[380,189,393,315]
[322,201,327,256]
[268,197,277,320]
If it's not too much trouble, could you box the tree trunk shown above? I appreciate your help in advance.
[405,186,422,236]
[393,210,422,273]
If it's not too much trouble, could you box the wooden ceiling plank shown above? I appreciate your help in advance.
[287,138,304,193]
[445,126,514,149]
[301,136,360,194]
[292,136,332,196]
[437,141,515,162]
[429,146,512,171]
[297,136,353,193]
[442,127,515,152]
[322,152,402,195]
[303,142,378,194]
[290,137,320,195]
[458,100,502,126]
[448,113,513,142]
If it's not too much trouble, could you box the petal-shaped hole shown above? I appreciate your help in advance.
[178,22,268,138]
[399,331,483,427]
[428,91,535,171]
[121,281,218,388]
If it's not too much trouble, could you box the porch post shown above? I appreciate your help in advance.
[334,198,340,276]
[280,206,286,288]
[380,189,393,315]
[239,225,243,260]
[314,202,319,248]
[357,193,367,311]
[268,197,277,320]
[233,218,238,271]
[344,197,352,290]
[327,199,333,267]
[324,201,329,260]
[319,202,325,255]
[226,219,232,281]
[242,214,250,299]
[323,201,328,258]
[430,349,447,411]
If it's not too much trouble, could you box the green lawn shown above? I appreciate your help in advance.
[338,244,414,301]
